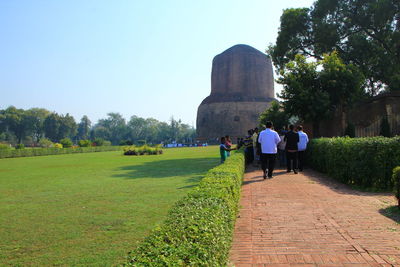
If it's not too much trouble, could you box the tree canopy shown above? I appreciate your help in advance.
[268,0,400,94]
[278,52,364,136]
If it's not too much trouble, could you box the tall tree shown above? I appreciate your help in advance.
[2,106,33,144]
[26,108,51,144]
[77,115,91,140]
[43,113,62,142]
[95,113,126,145]
[269,0,400,94]
[278,52,364,136]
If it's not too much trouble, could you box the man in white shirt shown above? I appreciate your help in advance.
[297,125,309,171]
[258,121,281,179]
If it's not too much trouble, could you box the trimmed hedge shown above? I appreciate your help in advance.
[307,136,400,190]
[393,167,400,207]
[123,145,163,156]
[0,146,123,159]
[125,150,245,266]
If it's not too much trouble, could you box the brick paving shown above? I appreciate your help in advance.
[229,167,400,267]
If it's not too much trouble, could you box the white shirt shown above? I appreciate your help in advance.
[258,128,281,154]
[298,131,309,151]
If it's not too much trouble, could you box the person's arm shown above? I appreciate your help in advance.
[258,132,262,143]
[275,132,281,145]
[305,133,309,143]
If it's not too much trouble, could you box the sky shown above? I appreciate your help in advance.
[0,0,315,126]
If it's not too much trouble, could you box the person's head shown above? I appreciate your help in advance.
[247,129,252,135]
[265,121,273,128]
[254,127,259,133]
[289,124,294,131]
[297,125,303,131]
[225,135,231,141]
[220,137,225,144]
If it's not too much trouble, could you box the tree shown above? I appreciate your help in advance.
[269,0,400,94]
[1,106,33,144]
[278,52,363,137]
[95,113,126,145]
[258,101,289,131]
[77,115,91,140]
[278,55,330,137]
[58,113,77,140]
[26,108,51,144]
[43,113,61,142]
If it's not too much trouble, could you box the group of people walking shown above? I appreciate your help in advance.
[221,122,309,179]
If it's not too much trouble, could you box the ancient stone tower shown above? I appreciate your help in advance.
[196,44,275,141]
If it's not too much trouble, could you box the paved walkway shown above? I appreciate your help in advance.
[229,167,400,267]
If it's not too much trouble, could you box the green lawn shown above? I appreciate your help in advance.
[0,146,220,266]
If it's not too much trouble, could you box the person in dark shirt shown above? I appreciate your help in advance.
[284,125,299,174]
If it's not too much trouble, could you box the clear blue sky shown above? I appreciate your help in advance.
[0,0,314,126]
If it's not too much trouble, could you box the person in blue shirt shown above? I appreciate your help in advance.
[297,125,309,171]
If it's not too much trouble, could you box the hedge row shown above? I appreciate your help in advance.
[125,150,245,266]
[307,136,400,190]
[393,167,400,206]
[0,146,122,159]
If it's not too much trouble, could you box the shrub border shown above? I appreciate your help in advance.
[0,146,123,159]
[307,136,400,190]
[125,149,245,266]
[393,166,400,207]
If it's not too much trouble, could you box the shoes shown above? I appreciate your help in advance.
[294,170,298,174]
[286,170,291,173]
[263,171,267,179]
[268,175,272,179]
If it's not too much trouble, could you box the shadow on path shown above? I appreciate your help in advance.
[245,164,394,199]
[380,205,400,224]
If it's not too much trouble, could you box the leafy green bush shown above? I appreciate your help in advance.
[60,138,73,148]
[126,150,245,266]
[307,136,400,190]
[92,138,105,146]
[78,139,92,147]
[393,167,400,207]
[38,138,53,148]
[103,140,112,146]
[0,146,122,159]
[15,144,25,149]
[0,143,11,150]
[123,145,162,156]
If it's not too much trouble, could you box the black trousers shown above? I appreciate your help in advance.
[286,151,298,171]
[261,153,276,177]
[298,151,305,171]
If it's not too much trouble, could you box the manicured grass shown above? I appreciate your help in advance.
[0,146,220,266]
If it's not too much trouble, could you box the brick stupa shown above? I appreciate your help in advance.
[196,44,275,142]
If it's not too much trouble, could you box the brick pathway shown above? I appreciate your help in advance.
[229,167,400,267]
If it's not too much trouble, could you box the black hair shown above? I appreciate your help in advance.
[265,121,273,128]
[289,124,294,130]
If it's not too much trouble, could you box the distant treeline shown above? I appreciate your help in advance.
[0,106,196,146]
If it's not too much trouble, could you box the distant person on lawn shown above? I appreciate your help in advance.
[220,136,236,163]
[284,124,299,174]
[297,125,309,171]
[225,135,232,157]
[258,121,281,179]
